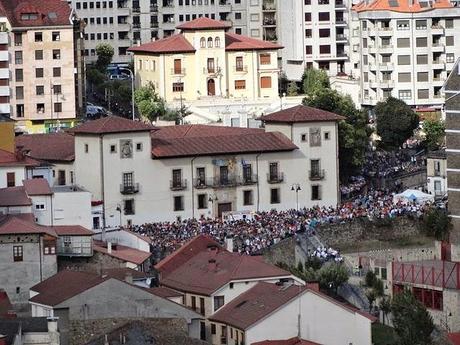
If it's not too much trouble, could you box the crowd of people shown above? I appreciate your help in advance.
[311,247,343,263]
[361,150,425,179]
[130,189,432,259]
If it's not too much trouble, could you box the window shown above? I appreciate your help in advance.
[269,162,279,181]
[270,188,280,204]
[136,143,143,151]
[16,105,24,117]
[174,196,184,211]
[52,49,61,59]
[311,159,321,178]
[398,72,411,82]
[260,53,271,65]
[312,185,321,200]
[215,36,220,47]
[13,246,23,262]
[53,85,62,95]
[172,82,184,92]
[191,296,196,311]
[416,54,428,64]
[305,29,312,38]
[417,72,429,82]
[84,144,89,153]
[305,45,312,55]
[397,38,410,48]
[207,37,213,48]
[15,69,23,82]
[211,324,216,335]
[43,240,56,255]
[35,50,43,60]
[36,85,44,95]
[416,37,427,47]
[447,53,455,63]
[417,89,429,99]
[35,32,43,42]
[416,20,427,29]
[235,56,244,71]
[36,103,45,113]
[52,31,60,41]
[124,199,135,215]
[396,20,409,30]
[305,12,311,21]
[301,134,307,142]
[200,297,205,315]
[309,127,321,147]
[398,90,412,100]
[53,67,61,77]
[243,190,253,205]
[15,51,23,64]
[260,76,271,88]
[207,58,215,73]
[397,55,410,65]
[318,12,330,21]
[197,194,207,209]
[14,33,22,46]
[319,28,330,37]
[324,132,330,140]
[446,36,454,46]
[319,45,330,54]
[214,295,224,311]
[200,37,206,47]
[6,172,15,187]
[235,80,246,90]
[122,172,133,189]
[16,87,24,100]
[36,68,44,78]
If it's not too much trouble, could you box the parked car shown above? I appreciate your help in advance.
[109,73,130,81]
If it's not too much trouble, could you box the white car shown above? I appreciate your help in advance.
[109,73,130,81]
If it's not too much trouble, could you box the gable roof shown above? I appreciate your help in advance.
[0,148,40,167]
[52,225,93,236]
[23,178,53,196]
[225,32,282,51]
[71,116,156,135]
[0,186,31,207]
[210,282,306,330]
[151,124,297,158]
[93,240,152,265]
[128,34,196,54]
[16,132,75,162]
[0,214,56,237]
[176,17,232,30]
[0,0,73,28]
[159,245,291,296]
[252,338,322,345]
[353,0,453,12]
[260,105,345,123]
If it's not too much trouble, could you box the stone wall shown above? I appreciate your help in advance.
[58,251,126,273]
[263,236,297,267]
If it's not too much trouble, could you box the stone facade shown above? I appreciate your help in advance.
[57,250,127,273]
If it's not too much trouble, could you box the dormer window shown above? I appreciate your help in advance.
[22,13,38,21]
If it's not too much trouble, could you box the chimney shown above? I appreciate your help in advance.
[107,242,112,254]
[225,237,234,252]
[47,317,59,345]
[306,282,320,292]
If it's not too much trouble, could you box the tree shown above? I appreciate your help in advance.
[287,81,299,96]
[278,72,289,95]
[302,68,330,96]
[134,82,165,121]
[366,289,377,312]
[423,119,445,151]
[379,296,391,325]
[317,262,349,295]
[391,289,434,345]
[421,207,452,241]
[303,88,369,180]
[375,97,419,149]
[365,270,377,288]
[95,43,114,70]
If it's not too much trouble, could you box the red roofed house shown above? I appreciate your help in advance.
[0,148,40,188]
[69,107,341,226]
[128,17,282,102]
[208,281,373,345]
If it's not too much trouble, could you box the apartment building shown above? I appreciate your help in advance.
[0,0,85,133]
[354,0,460,109]
[129,17,282,103]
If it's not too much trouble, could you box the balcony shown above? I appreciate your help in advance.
[163,1,174,7]
[335,19,346,26]
[336,33,347,41]
[378,27,393,35]
[203,67,216,74]
[335,1,346,7]
[380,62,393,71]
[194,178,211,189]
[267,172,284,184]
[0,51,8,62]
[380,80,395,89]
[170,179,187,191]
[56,242,92,257]
[132,7,140,12]
[240,174,258,185]
[0,32,8,45]
[171,68,186,75]
[262,0,276,11]
[132,23,141,29]
[213,175,238,188]
[0,68,9,79]
[234,65,248,73]
[431,43,445,52]
[431,25,444,35]
[263,18,276,26]
[120,183,139,194]
[432,61,445,69]
[309,170,325,181]
[150,4,158,11]
[151,22,159,28]
[0,86,10,97]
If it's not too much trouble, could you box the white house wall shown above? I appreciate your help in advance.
[52,190,92,229]
[0,166,25,188]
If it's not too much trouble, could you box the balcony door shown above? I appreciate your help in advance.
[172,169,182,188]
[207,58,215,73]
[174,59,181,74]
[207,79,215,96]
[220,166,229,185]
[123,172,133,187]
[269,162,278,180]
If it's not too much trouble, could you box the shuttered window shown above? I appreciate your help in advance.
[6,172,15,187]
[235,80,246,90]
[260,76,272,88]
[260,54,271,65]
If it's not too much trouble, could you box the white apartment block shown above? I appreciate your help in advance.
[354,0,460,109]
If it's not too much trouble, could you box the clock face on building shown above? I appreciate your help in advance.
[120,139,133,159]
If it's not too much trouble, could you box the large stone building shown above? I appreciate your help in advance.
[129,17,282,103]
[0,0,85,133]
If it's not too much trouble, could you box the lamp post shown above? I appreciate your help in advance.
[291,183,301,210]
[118,67,135,120]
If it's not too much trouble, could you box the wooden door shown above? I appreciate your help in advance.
[218,202,232,218]
[207,79,215,96]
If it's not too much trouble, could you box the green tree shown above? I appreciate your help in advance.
[134,82,165,121]
[365,270,377,288]
[278,72,289,95]
[95,43,114,70]
[286,81,299,96]
[302,68,330,96]
[317,262,349,295]
[421,207,452,241]
[303,88,369,180]
[366,289,377,312]
[391,289,434,345]
[379,296,391,326]
[423,119,445,151]
[375,97,419,149]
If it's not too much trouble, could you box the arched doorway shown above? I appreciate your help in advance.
[207,79,215,96]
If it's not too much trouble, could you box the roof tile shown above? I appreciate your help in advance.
[16,132,75,162]
[71,116,156,135]
[93,240,152,265]
[176,17,232,30]
[52,225,93,236]
[0,214,56,237]
[128,34,196,54]
[0,148,40,167]
[225,32,282,51]
[23,178,52,196]
[260,105,345,123]
[0,186,31,206]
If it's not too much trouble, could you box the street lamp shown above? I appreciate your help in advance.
[291,183,301,210]
[117,67,135,121]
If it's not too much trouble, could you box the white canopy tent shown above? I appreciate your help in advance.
[393,189,434,204]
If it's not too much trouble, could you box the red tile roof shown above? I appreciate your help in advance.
[0,214,56,237]
[448,333,460,345]
[71,116,156,135]
[210,282,307,330]
[93,240,152,265]
[155,234,221,277]
[16,133,75,162]
[23,178,52,196]
[147,287,183,299]
[252,338,322,345]
[128,34,196,54]
[0,0,73,28]
[353,0,452,12]
[29,270,107,306]
[159,243,291,295]
[0,186,31,206]
[176,17,231,30]
[0,148,40,167]
[225,32,282,51]
[52,225,93,236]
[151,124,297,158]
[260,105,345,123]
[101,267,149,281]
